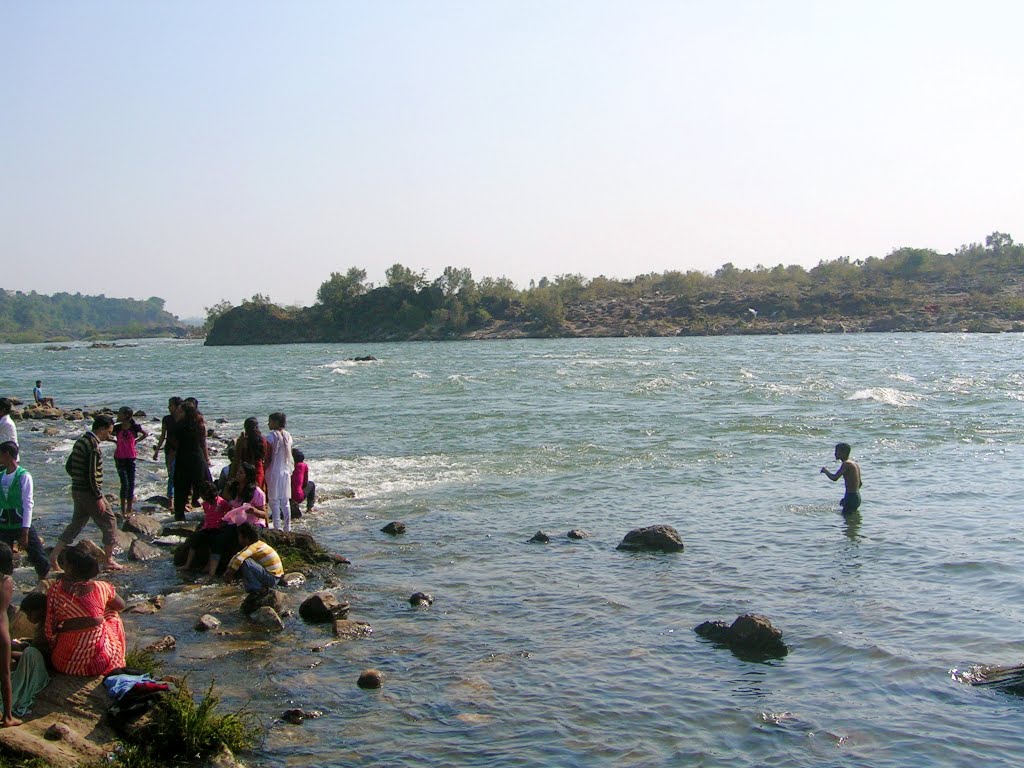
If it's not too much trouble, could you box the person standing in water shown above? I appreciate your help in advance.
[821,442,862,515]
[51,415,122,571]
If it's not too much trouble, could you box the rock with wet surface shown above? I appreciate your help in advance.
[616,524,684,553]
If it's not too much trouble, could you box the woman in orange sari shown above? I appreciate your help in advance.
[45,542,126,676]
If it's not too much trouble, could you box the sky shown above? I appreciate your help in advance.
[2,1,1022,319]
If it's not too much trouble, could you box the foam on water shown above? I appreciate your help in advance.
[847,387,921,406]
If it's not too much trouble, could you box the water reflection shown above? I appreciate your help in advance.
[842,512,862,542]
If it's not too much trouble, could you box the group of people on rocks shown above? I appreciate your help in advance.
[0,387,316,728]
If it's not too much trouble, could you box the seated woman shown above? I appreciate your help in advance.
[45,542,126,676]
[208,464,268,577]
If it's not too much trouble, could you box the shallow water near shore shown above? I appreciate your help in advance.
[4,333,1024,767]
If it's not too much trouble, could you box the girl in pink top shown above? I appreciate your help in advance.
[113,406,147,516]
[289,448,315,520]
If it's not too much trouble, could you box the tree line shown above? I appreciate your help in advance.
[0,291,185,343]
[200,231,1022,344]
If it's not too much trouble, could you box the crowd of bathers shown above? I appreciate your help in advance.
[0,389,316,727]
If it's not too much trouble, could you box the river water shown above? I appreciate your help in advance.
[3,333,1024,767]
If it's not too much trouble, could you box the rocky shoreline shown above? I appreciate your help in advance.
[0,403,361,767]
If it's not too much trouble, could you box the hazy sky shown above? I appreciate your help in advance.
[3,1,1022,318]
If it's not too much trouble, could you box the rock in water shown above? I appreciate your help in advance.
[616,524,684,552]
[528,531,551,544]
[249,606,284,630]
[357,669,383,689]
[195,614,222,632]
[129,540,162,562]
[567,529,590,539]
[409,591,434,606]
[123,514,163,538]
[694,613,788,658]
[299,592,351,623]
[381,521,406,535]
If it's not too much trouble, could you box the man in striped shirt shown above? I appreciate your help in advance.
[223,523,283,595]
[50,415,121,572]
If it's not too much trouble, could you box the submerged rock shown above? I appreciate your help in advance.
[616,524,684,553]
[381,521,406,535]
[528,531,551,544]
[409,591,434,607]
[333,619,373,639]
[567,529,590,539]
[145,495,171,509]
[145,636,176,653]
[282,708,323,725]
[694,614,788,658]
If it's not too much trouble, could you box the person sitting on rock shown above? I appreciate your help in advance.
[45,542,127,676]
[178,481,231,578]
[222,523,283,597]
[32,381,54,408]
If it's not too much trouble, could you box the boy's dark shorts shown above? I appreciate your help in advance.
[840,491,861,515]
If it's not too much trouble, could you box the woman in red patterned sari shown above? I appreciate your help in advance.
[45,543,126,676]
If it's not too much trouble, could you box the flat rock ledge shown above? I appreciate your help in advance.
[616,524,684,553]
[0,674,117,767]
[694,614,788,658]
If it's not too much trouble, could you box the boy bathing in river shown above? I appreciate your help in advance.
[821,442,862,514]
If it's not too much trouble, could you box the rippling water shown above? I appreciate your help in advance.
[5,333,1024,767]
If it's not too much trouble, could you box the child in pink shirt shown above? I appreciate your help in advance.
[289,448,315,520]
[113,406,148,516]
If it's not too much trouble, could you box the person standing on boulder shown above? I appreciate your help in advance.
[152,396,182,509]
[113,406,148,517]
[0,400,17,447]
[264,412,294,531]
[50,415,122,572]
[0,441,49,580]
[821,442,863,515]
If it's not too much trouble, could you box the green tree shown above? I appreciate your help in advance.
[317,267,368,306]
[203,300,234,334]
[385,263,428,291]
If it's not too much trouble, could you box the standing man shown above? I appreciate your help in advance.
[152,396,182,508]
[0,400,16,446]
[32,381,55,408]
[0,442,49,580]
[50,415,123,572]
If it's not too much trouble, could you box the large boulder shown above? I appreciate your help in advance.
[694,614,788,658]
[616,524,684,553]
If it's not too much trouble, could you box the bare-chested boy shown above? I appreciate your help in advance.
[820,442,862,515]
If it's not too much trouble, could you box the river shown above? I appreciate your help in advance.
[3,333,1023,767]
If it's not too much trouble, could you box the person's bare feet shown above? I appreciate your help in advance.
[104,560,125,572]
